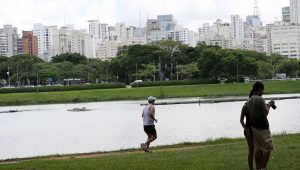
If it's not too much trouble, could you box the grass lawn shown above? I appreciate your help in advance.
[0,133,299,170]
[0,80,300,106]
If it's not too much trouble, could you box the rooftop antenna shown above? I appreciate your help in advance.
[139,10,142,27]
[64,10,66,26]
[254,0,260,17]
[98,7,100,21]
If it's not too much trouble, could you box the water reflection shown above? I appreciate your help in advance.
[0,94,299,160]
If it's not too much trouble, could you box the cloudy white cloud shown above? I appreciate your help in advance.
[0,0,290,33]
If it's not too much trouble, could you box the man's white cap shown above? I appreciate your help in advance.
[148,96,156,102]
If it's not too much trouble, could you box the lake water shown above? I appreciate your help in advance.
[0,94,300,160]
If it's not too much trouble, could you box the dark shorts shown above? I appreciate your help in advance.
[144,125,156,135]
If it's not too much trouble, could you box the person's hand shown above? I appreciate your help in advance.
[269,99,275,105]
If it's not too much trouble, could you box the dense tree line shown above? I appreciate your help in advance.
[0,41,299,86]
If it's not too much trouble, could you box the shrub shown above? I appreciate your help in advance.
[131,80,219,88]
[0,83,126,94]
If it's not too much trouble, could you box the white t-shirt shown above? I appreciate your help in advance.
[143,104,155,125]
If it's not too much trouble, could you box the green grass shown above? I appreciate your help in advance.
[0,80,300,106]
[0,133,299,170]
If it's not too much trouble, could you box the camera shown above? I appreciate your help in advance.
[269,100,277,110]
[270,103,277,110]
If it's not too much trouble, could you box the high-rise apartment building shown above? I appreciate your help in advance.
[0,25,18,57]
[17,38,23,55]
[231,15,245,48]
[198,20,231,49]
[169,26,197,47]
[0,29,8,56]
[115,22,127,42]
[22,31,38,56]
[290,0,300,24]
[198,23,214,45]
[33,23,60,61]
[59,26,93,58]
[271,21,300,58]
[34,23,93,61]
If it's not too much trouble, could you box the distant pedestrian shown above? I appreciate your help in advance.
[247,81,275,170]
[141,96,157,152]
[240,90,254,170]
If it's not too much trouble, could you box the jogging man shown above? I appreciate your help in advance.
[141,96,157,152]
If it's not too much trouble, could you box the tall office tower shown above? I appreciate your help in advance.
[157,15,176,31]
[22,31,38,57]
[33,23,59,61]
[290,0,300,24]
[282,7,291,23]
[0,25,18,57]
[246,0,262,27]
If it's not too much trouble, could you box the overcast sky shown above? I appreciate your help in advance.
[0,0,290,33]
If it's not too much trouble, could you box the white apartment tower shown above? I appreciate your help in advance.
[169,26,197,47]
[290,0,300,24]
[231,15,245,49]
[0,29,8,56]
[0,25,18,57]
[197,20,231,49]
[59,26,93,58]
[271,21,300,59]
[198,23,214,45]
[115,22,127,42]
[33,23,60,61]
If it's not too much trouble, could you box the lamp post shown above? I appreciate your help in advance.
[135,63,138,81]
[153,60,156,82]
[236,58,239,83]
[16,65,19,87]
[170,45,179,80]
[7,66,11,86]
[176,61,179,80]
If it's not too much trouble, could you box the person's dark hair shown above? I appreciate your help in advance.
[252,81,264,92]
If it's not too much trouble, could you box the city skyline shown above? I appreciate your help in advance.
[0,0,289,33]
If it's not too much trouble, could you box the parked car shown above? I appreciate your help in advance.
[130,80,143,85]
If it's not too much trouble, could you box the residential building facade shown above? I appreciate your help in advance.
[290,0,300,24]
[270,21,300,58]
[22,31,38,56]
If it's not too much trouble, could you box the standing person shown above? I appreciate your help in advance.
[247,81,275,170]
[141,96,158,152]
[240,90,254,170]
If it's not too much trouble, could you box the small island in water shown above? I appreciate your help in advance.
[67,107,91,112]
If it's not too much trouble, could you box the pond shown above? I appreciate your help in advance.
[0,94,299,160]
